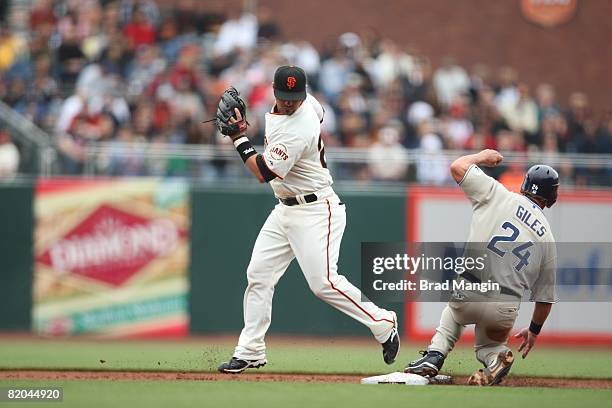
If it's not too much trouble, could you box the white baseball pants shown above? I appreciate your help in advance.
[234,193,396,360]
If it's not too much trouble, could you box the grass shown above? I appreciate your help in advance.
[0,338,610,408]
[1,379,611,408]
[0,337,611,378]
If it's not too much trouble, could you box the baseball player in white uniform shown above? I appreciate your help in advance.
[405,149,559,385]
[218,66,399,373]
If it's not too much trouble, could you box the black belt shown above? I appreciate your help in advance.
[280,193,318,206]
[460,272,522,299]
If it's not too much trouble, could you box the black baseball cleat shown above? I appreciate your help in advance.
[405,350,446,377]
[218,357,267,374]
[381,316,400,364]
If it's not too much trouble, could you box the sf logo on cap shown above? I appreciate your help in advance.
[287,76,297,89]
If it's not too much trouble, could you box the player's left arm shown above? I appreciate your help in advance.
[515,248,557,359]
[514,302,552,359]
[229,108,307,183]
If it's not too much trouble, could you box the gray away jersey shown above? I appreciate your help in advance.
[262,94,333,198]
[460,164,557,303]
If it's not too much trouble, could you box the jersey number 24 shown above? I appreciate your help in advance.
[487,222,533,272]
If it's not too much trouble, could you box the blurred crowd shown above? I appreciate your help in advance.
[0,0,611,185]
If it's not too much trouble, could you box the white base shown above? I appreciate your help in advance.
[361,372,453,385]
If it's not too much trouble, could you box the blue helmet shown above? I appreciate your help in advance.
[520,165,559,208]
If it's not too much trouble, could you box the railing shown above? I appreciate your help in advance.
[81,142,612,187]
[0,100,57,176]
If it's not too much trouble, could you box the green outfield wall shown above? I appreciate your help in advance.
[189,184,406,336]
[0,182,34,330]
[0,181,405,336]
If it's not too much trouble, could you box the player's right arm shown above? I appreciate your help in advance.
[450,149,503,183]
[450,149,505,205]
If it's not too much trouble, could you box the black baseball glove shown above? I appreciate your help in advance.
[215,87,248,137]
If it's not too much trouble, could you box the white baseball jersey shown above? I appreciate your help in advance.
[233,93,396,360]
[460,164,557,303]
[261,94,332,198]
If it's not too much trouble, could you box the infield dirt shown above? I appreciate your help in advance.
[1,370,610,389]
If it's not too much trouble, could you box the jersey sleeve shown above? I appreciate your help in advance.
[529,243,558,303]
[261,132,307,179]
[459,164,505,205]
[307,93,325,123]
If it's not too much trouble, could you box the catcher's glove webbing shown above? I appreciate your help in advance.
[215,87,248,137]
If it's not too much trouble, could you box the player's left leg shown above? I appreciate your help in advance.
[468,302,519,385]
[287,197,399,362]
[405,303,466,376]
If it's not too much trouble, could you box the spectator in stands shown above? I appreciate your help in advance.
[119,0,160,28]
[97,29,131,77]
[157,16,182,62]
[400,52,430,105]
[0,0,608,186]
[407,100,434,129]
[319,45,354,104]
[256,5,281,43]
[494,66,519,110]
[2,77,28,114]
[315,92,339,145]
[368,124,408,181]
[565,92,590,147]
[30,0,57,38]
[441,94,474,149]
[535,83,561,122]
[597,113,612,154]
[405,99,434,148]
[370,39,416,90]
[55,24,87,89]
[337,74,369,117]
[131,100,156,140]
[286,41,321,88]
[471,85,498,131]
[213,7,257,56]
[468,63,491,102]
[432,56,470,109]
[499,82,538,145]
[125,44,166,99]
[106,125,146,175]
[539,115,562,153]
[0,26,27,75]
[122,6,156,50]
[0,0,8,24]
[416,120,448,185]
[0,128,19,178]
[30,54,60,128]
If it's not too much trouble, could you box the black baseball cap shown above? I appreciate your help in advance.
[273,65,307,101]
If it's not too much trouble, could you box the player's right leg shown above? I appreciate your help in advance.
[468,302,519,385]
[405,303,465,377]
[218,208,294,373]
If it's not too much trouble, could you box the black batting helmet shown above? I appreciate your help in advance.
[520,165,559,208]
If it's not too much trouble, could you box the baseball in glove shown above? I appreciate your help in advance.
[214,87,248,137]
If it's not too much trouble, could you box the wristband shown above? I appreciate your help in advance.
[233,136,257,163]
[529,321,543,335]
